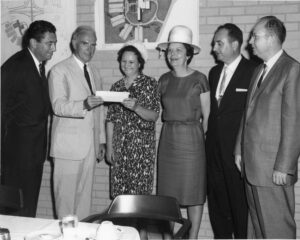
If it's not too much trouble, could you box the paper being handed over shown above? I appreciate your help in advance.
[96,91,129,102]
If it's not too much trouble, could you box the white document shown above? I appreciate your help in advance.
[96,91,129,102]
[235,88,248,92]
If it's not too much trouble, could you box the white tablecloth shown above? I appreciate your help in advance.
[0,214,140,240]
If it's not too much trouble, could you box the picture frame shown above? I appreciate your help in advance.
[94,0,199,50]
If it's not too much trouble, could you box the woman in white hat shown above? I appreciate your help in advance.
[106,40,160,206]
[157,25,210,239]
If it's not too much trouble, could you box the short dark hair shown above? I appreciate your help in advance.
[258,16,286,44]
[22,20,56,48]
[215,23,243,47]
[183,43,194,65]
[117,45,145,75]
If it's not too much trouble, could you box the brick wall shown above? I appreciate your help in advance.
[36,0,300,238]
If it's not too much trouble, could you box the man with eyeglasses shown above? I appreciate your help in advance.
[1,20,57,217]
[235,16,300,238]
[48,26,106,219]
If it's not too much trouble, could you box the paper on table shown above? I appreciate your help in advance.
[24,230,62,240]
[96,91,129,102]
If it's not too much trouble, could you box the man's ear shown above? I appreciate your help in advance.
[29,38,37,50]
[71,39,76,52]
[232,40,239,51]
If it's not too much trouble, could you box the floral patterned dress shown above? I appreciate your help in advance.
[106,74,160,198]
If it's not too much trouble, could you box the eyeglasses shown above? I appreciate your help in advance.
[250,33,269,41]
[79,41,97,48]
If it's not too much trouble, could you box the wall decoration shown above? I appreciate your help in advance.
[1,0,76,70]
[95,0,199,50]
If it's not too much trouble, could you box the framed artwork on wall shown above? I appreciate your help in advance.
[1,0,76,69]
[94,0,199,50]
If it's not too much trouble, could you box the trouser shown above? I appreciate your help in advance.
[245,181,296,239]
[207,144,248,239]
[53,143,95,220]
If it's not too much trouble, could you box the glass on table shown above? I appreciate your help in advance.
[0,228,11,240]
[59,215,78,239]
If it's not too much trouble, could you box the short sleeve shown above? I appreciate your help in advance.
[196,72,210,94]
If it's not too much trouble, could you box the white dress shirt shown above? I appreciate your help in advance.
[215,55,242,100]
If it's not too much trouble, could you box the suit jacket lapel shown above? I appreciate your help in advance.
[24,49,50,112]
[218,57,248,110]
[212,65,223,102]
[69,57,92,94]
[222,58,245,99]
[88,64,97,92]
[250,52,287,103]
[25,49,42,82]
[248,64,264,102]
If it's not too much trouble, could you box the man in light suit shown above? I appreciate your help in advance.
[206,23,257,239]
[48,26,106,220]
[1,20,57,217]
[235,16,300,238]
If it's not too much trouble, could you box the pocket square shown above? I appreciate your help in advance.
[236,88,248,92]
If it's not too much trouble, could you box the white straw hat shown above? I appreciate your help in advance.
[157,25,201,54]
[124,40,148,62]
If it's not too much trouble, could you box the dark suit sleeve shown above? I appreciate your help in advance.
[274,61,300,175]
[1,59,19,135]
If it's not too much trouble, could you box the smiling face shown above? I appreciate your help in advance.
[31,32,57,62]
[72,31,97,63]
[120,51,140,78]
[213,28,238,65]
[166,42,188,68]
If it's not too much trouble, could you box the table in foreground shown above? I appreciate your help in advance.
[0,214,140,240]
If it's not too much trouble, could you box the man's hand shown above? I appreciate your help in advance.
[273,170,287,185]
[235,154,242,172]
[106,144,114,165]
[97,143,106,163]
[84,96,103,110]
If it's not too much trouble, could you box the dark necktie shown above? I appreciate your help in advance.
[217,66,227,106]
[39,62,46,80]
[257,64,267,88]
[84,64,93,95]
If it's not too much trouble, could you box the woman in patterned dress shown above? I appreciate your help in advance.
[157,26,211,239]
[106,42,160,200]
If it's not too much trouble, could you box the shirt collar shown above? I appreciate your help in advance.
[28,48,41,70]
[265,49,283,70]
[73,54,87,70]
[224,55,242,74]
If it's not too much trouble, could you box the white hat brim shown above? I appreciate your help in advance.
[157,42,201,55]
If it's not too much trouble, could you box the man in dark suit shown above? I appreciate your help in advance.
[206,23,257,238]
[1,20,57,217]
[235,16,300,238]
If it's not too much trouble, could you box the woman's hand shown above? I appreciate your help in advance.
[122,98,138,111]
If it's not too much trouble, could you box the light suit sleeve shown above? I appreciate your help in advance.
[48,63,87,118]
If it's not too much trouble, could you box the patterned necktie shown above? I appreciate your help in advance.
[39,62,46,80]
[217,66,227,106]
[84,64,93,95]
[257,64,267,88]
